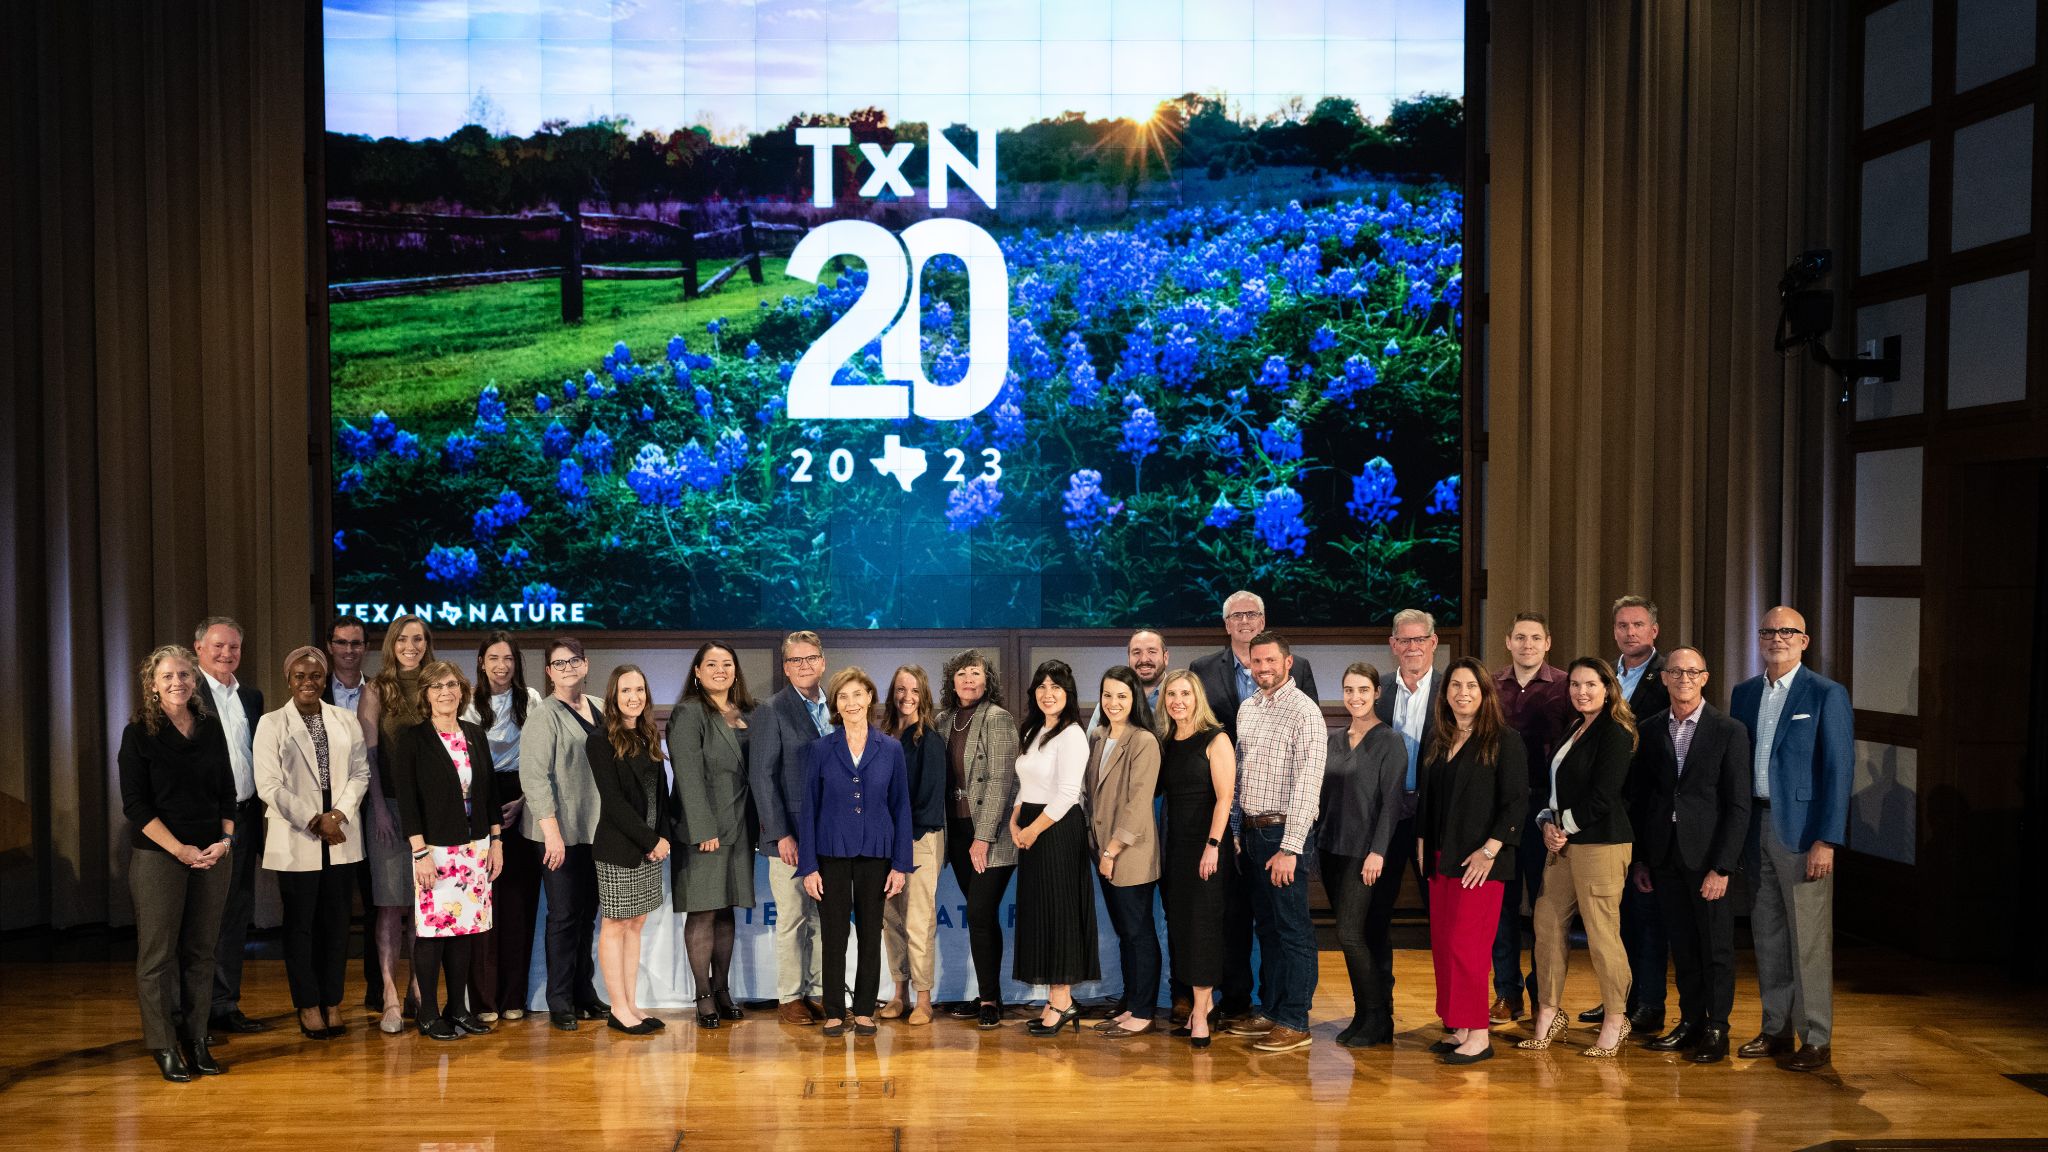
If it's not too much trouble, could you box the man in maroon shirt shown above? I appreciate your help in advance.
[1490,612,1574,1024]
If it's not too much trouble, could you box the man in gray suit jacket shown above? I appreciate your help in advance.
[750,630,831,1024]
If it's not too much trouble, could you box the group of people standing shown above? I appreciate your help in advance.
[116,590,1853,1080]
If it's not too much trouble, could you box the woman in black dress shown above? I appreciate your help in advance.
[1153,669,1235,1049]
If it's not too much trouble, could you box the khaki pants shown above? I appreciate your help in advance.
[883,828,946,992]
[767,856,821,1002]
[1532,840,1632,1016]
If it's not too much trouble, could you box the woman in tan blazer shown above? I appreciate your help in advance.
[1088,665,1163,1037]
[254,646,372,1039]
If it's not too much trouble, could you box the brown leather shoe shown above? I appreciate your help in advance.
[1489,996,1523,1025]
[779,1000,815,1026]
[1251,1025,1313,1052]
[1736,1031,1794,1059]
[1783,1043,1831,1072]
[1226,1015,1276,1037]
[878,998,908,1020]
[801,997,825,1022]
[1170,997,1193,1027]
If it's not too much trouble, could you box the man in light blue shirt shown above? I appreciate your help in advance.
[194,616,269,1035]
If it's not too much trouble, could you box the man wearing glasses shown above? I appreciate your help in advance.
[1188,592,1318,1024]
[751,630,831,1025]
[1627,646,1750,1064]
[1729,607,1853,1072]
[1369,608,1443,1009]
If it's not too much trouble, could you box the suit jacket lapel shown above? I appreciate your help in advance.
[286,708,320,777]
[1772,675,1813,757]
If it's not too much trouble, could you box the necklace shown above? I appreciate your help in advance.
[951,706,975,733]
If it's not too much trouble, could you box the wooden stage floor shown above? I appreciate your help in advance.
[4,946,2048,1151]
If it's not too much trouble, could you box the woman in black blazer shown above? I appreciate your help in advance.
[1521,657,1639,1058]
[588,664,671,1036]
[393,660,503,1041]
[1415,656,1525,1065]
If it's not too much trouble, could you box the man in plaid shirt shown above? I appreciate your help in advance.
[1225,631,1328,1052]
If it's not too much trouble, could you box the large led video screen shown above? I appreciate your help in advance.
[324,1,1466,631]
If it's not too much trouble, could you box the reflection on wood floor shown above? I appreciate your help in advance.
[4,947,2048,1151]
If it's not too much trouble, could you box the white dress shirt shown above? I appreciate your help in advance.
[1391,666,1436,792]
[1752,663,1801,800]
[204,669,256,802]
[329,674,363,714]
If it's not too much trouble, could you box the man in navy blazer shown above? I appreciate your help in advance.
[1729,606,1853,1072]
[1628,646,1751,1063]
[750,630,832,1025]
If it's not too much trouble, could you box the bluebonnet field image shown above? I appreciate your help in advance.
[324,0,1466,630]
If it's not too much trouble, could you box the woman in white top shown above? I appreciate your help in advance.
[459,631,546,1022]
[1008,660,1099,1036]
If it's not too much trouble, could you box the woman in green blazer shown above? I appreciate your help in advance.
[667,640,759,1028]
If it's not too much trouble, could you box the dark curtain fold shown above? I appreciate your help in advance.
[1484,0,1850,686]
[0,0,314,929]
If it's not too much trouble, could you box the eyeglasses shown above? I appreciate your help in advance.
[328,639,365,649]
[1756,627,1806,640]
[783,654,825,668]
[1224,610,1264,623]
[1390,635,1433,648]
[1662,668,1708,680]
[547,657,587,670]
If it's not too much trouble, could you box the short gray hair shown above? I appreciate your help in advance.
[1221,590,1265,616]
[1612,594,1659,624]
[1391,608,1436,635]
[193,616,244,645]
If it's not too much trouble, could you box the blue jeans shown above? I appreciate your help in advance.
[1244,823,1318,1032]
[1099,877,1161,1015]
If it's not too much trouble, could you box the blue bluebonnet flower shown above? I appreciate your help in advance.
[638,404,656,422]
[1323,355,1378,405]
[693,384,715,422]
[474,384,508,435]
[472,488,530,538]
[1067,360,1101,407]
[945,475,1003,532]
[1119,321,1158,380]
[778,360,794,383]
[1011,318,1058,381]
[1321,267,1359,298]
[556,458,589,504]
[1203,494,1240,529]
[756,395,786,425]
[542,421,574,459]
[1158,323,1200,387]
[1120,404,1160,462]
[1308,326,1338,354]
[1121,391,1144,411]
[335,466,365,493]
[744,340,761,361]
[332,530,346,554]
[1426,474,1461,516]
[625,444,683,507]
[1347,457,1401,524]
[1241,278,1271,315]
[521,582,561,609]
[1226,387,1248,410]
[534,392,552,414]
[993,397,1026,450]
[424,544,482,588]
[1253,486,1310,556]
[1214,305,1256,341]
[337,422,374,462]
[715,428,748,473]
[587,380,607,400]
[583,369,598,394]
[1257,355,1291,390]
[678,441,724,490]
[930,340,969,388]
[370,411,396,447]
[1382,337,1402,357]
[1062,469,1123,550]
[562,377,578,401]
[1445,275,1464,312]
[388,430,421,460]
[612,340,631,366]
[1215,431,1243,459]
[1406,279,1434,312]
[576,425,614,475]
[666,334,687,363]
[1260,417,1304,462]
[926,301,954,330]
[501,544,529,569]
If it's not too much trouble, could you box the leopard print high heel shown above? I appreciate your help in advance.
[1516,1010,1569,1051]
[1582,1016,1633,1058]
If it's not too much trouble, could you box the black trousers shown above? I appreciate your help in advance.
[816,855,889,1019]
[540,844,600,1013]
[356,850,384,1006]
[1622,876,1671,1015]
[212,796,266,1013]
[278,862,356,1009]
[1364,812,1423,998]
[1652,857,1736,1029]
[945,816,1015,1006]
[1320,852,1390,1022]
[1099,877,1161,1015]
[473,828,542,1013]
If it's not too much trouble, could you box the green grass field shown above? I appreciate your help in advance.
[329,257,794,423]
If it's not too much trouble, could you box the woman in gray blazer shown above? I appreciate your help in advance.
[935,649,1020,1028]
[517,637,609,1031]
[667,640,760,1029]
[1088,665,1163,1037]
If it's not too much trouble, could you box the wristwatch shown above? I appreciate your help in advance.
[1206,837,1222,847]
[1481,846,1497,860]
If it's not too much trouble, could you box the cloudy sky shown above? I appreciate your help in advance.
[325,0,1464,140]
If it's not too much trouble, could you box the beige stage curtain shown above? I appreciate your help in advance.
[0,0,316,929]
[1484,0,1850,683]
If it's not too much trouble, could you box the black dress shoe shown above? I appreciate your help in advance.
[714,990,744,1021]
[1427,1038,1457,1054]
[577,1001,611,1021]
[182,1039,226,1075]
[1737,1030,1794,1059]
[151,1048,193,1083]
[419,1016,461,1041]
[977,1003,1002,1029]
[1784,1043,1831,1072]
[453,1014,493,1035]
[1645,1021,1702,1052]
[1691,1026,1729,1063]
[1577,1005,1606,1024]
[1441,1044,1494,1065]
[1341,1018,1393,1048]
[550,1010,579,1032]
[1628,1006,1666,1033]
[696,998,721,1029]
[947,1001,980,1019]
[210,1010,268,1034]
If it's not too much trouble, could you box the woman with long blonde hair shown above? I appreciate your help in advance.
[1152,669,1235,1048]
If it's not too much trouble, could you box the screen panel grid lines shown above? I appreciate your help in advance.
[324,0,1467,632]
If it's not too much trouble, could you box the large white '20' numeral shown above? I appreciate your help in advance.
[784,218,1009,421]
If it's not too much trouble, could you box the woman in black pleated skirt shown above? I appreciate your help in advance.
[1009,660,1099,1035]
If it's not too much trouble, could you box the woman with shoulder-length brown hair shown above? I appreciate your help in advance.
[460,630,545,1023]
[666,641,758,1029]
[1416,656,1526,1065]
[120,644,237,1081]
[935,649,1022,1027]
[1520,656,1640,1059]
[588,663,671,1035]
[880,664,948,1025]
[355,613,435,1031]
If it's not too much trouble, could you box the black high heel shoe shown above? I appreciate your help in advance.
[695,997,721,1029]
[713,990,744,1021]
[299,1010,331,1040]
[1027,1003,1082,1037]
[976,1002,1002,1029]
[1189,1032,1213,1050]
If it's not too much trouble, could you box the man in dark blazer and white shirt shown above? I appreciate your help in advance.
[1594,594,1674,1030]
[1730,606,1854,1072]
[1369,609,1445,1008]
[195,616,268,1034]
[1186,591,1317,1023]
[1628,645,1750,1063]
[750,630,832,1025]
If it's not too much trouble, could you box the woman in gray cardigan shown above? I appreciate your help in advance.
[666,641,759,1029]
[518,637,608,1031]
[935,649,1021,1028]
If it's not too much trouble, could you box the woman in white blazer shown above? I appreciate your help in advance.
[255,646,371,1040]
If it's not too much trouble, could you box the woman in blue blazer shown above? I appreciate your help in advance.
[798,666,913,1038]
